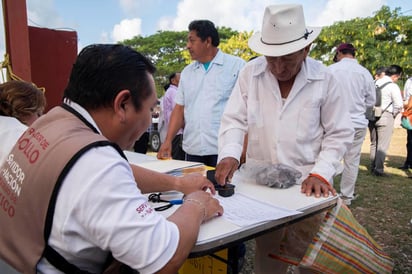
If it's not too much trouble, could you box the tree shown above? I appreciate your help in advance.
[310,5,412,81]
[121,6,412,94]
[122,30,188,96]
[219,31,256,61]
[122,27,246,96]
[120,5,412,95]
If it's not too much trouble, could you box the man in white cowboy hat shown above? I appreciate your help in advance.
[215,4,354,273]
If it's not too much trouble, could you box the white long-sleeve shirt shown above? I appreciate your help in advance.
[403,77,412,102]
[218,56,354,183]
[376,75,404,115]
[328,57,376,128]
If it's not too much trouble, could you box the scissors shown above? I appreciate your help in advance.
[148,192,183,211]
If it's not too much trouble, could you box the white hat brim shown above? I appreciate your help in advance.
[248,26,322,57]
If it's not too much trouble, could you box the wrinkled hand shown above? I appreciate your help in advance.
[157,141,172,159]
[185,191,223,222]
[176,173,216,195]
[300,176,337,198]
[215,157,239,186]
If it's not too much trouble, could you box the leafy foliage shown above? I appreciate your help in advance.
[122,30,188,95]
[120,5,412,96]
[219,31,256,61]
[310,6,412,81]
[122,27,243,97]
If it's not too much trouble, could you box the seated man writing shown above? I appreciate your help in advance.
[0,44,223,274]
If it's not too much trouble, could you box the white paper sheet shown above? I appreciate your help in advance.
[216,193,302,227]
[124,150,204,174]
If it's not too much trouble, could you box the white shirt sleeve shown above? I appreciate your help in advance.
[41,146,179,273]
[404,78,412,102]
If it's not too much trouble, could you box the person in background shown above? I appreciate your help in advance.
[157,19,245,167]
[133,128,150,153]
[0,44,223,273]
[374,66,387,80]
[215,4,354,273]
[133,100,160,154]
[161,72,185,160]
[328,43,376,205]
[156,19,246,270]
[399,76,412,170]
[369,65,404,176]
[0,80,46,164]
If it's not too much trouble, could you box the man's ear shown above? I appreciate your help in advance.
[206,37,212,47]
[304,44,311,54]
[114,90,131,121]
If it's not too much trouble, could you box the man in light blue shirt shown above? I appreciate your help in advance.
[157,20,245,167]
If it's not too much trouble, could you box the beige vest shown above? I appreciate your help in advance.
[0,106,123,273]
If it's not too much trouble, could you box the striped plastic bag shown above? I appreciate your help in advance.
[299,198,394,273]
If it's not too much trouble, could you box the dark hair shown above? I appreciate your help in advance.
[340,48,356,57]
[385,65,403,77]
[163,83,170,91]
[168,72,177,83]
[164,72,178,91]
[375,66,387,76]
[188,20,220,47]
[332,53,338,63]
[64,44,156,111]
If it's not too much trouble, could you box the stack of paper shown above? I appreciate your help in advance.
[124,150,205,175]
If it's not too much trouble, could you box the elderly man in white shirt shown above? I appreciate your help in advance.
[328,43,376,205]
[215,4,354,274]
[0,44,223,274]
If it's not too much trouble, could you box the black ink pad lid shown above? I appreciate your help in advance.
[218,184,235,197]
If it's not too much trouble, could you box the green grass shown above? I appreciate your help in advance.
[336,128,412,273]
[189,128,412,273]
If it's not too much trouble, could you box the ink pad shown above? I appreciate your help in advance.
[218,184,235,197]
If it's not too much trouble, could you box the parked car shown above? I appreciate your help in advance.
[149,110,161,152]
[133,100,161,153]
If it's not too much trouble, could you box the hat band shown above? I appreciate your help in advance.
[261,29,313,46]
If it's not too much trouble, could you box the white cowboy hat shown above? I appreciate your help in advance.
[249,4,322,57]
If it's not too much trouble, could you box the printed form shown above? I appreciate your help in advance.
[216,193,301,227]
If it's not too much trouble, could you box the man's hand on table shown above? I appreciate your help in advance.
[184,191,224,222]
[301,175,337,198]
[176,173,216,195]
[215,157,239,186]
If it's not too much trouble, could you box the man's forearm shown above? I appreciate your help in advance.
[164,104,185,143]
[130,164,178,193]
